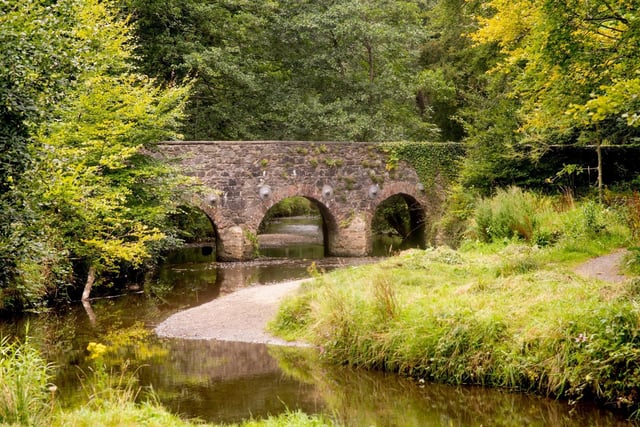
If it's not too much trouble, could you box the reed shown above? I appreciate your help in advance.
[0,336,53,426]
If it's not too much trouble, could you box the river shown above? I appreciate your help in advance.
[0,216,632,426]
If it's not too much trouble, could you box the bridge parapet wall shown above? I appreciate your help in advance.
[160,141,433,260]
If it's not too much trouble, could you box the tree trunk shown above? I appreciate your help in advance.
[596,141,603,203]
[81,265,96,301]
[365,40,374,84]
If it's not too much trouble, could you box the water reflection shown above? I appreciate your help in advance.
[138,340,324,424]
[258,214,415,258]
[271,347,632,427]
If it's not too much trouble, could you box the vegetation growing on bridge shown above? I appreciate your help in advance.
[381,142,464,189]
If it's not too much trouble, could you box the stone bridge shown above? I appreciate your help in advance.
[159,141,448,261]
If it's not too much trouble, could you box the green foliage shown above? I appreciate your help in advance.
[235,411,337,427]
[0,336,53,426]
[437,184,478,247]
[469,0,640,187]
[268,291,314,342]
[125,0,440,142]
[260,197,314,223]
[0,0,85,300]
[372,195,411,239]
[381,141,463,189]
[472,187,542,242]
[168,206,216,243]
[420,0,498,143]
[0,0,192,309]
[0,0,192,304]
[625,192,640,241]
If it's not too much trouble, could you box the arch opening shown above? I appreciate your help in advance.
[257,196,336,258]
[166,205,220,259]
[371,193,426,255]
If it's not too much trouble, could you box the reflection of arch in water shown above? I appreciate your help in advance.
[372,192,427,250]
[253,194,339,257]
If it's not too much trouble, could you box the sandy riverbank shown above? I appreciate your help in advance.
[155,278,310,346]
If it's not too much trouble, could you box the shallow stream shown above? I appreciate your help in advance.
[0,217,632,425]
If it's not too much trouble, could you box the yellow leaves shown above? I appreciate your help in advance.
[570,78,640,126]
[72,0,131,72]
[82,224,165,270]
[471,0,542,52]
[101,323,169,363]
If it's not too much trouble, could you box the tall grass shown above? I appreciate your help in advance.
[271,193,640,417]
[473,187,542,242]
[0,336,53,425]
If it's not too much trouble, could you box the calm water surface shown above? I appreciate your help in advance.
[0,217,633,426]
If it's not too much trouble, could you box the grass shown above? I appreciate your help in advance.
[270,195,640,418]
[54,405,335,427]
[0,335,53,426]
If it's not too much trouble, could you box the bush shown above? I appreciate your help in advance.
[437,185,477,247]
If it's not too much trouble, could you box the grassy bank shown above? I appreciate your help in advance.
[270,194,640,417]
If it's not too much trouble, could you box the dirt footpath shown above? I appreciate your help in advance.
[155,279,309,346]
[574,249,629,283]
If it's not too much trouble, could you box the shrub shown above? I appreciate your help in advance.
[437,185,477,247]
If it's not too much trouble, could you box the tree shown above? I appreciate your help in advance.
[471,0,640,198]
[123,0,286,140]
[125,0,440,142]
[413,0,532,192]
[0,0,83,306]
[0,0,189,308]
[30,0,190,300]
[273,0,437,141]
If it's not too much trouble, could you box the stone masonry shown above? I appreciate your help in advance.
[159,141,434,261]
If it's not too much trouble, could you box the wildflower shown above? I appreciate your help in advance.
[574,332,588,343]
[86,342,108,360]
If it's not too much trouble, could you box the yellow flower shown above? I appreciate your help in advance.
[86,342,108,360]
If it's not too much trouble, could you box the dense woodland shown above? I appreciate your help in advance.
[1,0,639,311]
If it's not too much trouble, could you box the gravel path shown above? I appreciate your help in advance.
[155,278,310,346]
[574,249,629,283]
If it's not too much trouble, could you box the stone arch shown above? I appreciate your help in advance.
[192,201,244,262]
[371,183,428,250]
[186,204,221,244]
[249,186,340,257]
